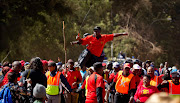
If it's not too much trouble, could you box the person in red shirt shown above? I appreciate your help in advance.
[132,64,142,88]
[134,74,159,103]
[159,69,172,81]
[71,26,128,67]
[138,66,162,87]
[109,63,136,103]
[41,60,48,74]
[108,62,120,103]
[157,72,180,94]
[0,61,21,87]
[63,59,82,103]
[86,62,105,103]
[0,62,10,83]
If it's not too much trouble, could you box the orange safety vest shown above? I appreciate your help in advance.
[150,76,158,87]
[46,71,61,95]
[115,71,134,94]
[169,80,180,95]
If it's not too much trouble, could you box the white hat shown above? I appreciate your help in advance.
[88,66,94,71]
[133,64,141,69]
[113,62,120,68]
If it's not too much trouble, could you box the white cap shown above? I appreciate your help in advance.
[133,64,141,69]
[88,66,94,71]
[113,62,120,68]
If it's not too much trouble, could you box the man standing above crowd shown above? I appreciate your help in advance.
[71,26,128,67]
[63,59,82,103]
[109,63,136,103]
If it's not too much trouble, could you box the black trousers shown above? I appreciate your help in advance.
[114,92,130,103]
[78,49,104,67]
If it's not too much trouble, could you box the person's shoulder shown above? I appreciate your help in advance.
[96,74,103,80]
[75,70,80,73]
[83,35,93,39]
[21,69,30,75]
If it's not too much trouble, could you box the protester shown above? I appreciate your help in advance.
[79,66,87,103]
[46,61,72,103]
[132,64,142,87]
[19,57,47,95]
[0,62,10,83]
[71,26,128,67]
[108,62,120,103]
[85,62,105,103]
[138,66,162,87]
[159,63,164,75]
[161,62,169,74]
[109,63,136,103]
[33,83,46,103]
[108,62,120,84]
[157,72,180,95]
[0,61,21,87]
[63,59,82,103]
[157,74,170,92]
[56,62,63,72]
[42,60,48,74]
[159,69,172,81]
[76,66,95,103]
[134,74,159,103]
[0,72,25,102]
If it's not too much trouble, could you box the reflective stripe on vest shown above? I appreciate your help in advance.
[169,80,180,95]
[115,71,134,94]
[150,76,158,87]
[46,71,61,95]
[85,75,90,96]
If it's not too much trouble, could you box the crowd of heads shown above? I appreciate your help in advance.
[0,57,179,103]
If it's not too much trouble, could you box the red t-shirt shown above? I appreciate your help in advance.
[86,72,105,103]
[0,69,21,87]
[0,69,13,87]
[134,85,159,103]
[138,76,162,88]
[134,75,141,88]
[81,34,114,57]
[62,70,82,89]
[108,72,117,83]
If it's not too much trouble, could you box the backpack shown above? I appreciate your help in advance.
[0,85,13,103]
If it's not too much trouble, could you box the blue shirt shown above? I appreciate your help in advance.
[79,70,87,87]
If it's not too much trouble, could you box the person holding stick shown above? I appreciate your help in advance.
[70,26,128,67]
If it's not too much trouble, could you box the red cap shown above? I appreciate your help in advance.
[20,60,25,67]
[102,63,106,67]
[41,60,48,66]
[123,63,131,69]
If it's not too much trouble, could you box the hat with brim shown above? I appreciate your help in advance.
[124,63,131,69]
[133,64,141,69]
[93,26,101,31]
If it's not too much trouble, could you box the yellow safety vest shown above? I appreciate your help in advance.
[46,71,61,95]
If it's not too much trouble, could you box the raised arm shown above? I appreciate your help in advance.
[70,40,82,45]
[113,32,128,37]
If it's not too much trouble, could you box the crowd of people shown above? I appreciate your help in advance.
[0,26,179,103]
[0,57,179,103]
